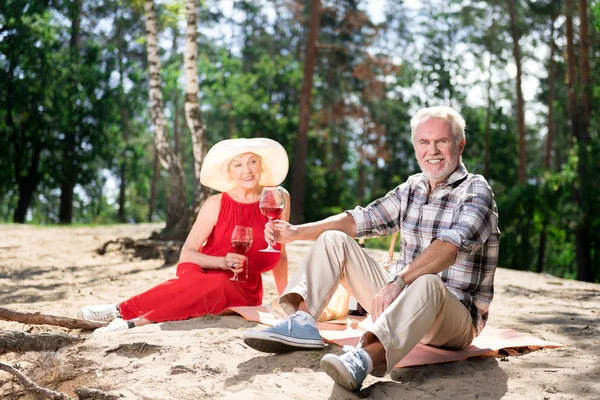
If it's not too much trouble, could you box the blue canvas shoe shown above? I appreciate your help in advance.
[243,312,325,353]
[320,345,369,391]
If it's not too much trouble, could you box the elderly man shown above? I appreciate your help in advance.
[243,106,500,391]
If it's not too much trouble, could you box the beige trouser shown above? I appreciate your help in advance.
[277,231,475,376]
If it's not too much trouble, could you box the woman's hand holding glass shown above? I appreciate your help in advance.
[230,226,253,282]
[259,186,285,252]
[223,253,246,272]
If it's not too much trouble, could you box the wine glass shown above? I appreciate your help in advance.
[259,186,285,253]
[230,226,253,282]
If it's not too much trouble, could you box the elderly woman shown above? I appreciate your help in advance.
[80,138,290,334]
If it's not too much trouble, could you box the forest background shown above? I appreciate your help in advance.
[1,0,598,283]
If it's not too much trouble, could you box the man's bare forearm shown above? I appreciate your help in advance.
[295,212,357,240]
[397,240,458,285]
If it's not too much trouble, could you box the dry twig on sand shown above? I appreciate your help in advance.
[0,308,106,331]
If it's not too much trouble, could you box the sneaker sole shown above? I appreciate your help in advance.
[243,331,324,353]
[320,354,360,391]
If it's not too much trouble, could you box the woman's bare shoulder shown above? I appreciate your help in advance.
[197,193,223,217]
[206,193,223,205]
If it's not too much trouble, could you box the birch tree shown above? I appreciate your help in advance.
[144,0,188,239]
[184,0,209,212]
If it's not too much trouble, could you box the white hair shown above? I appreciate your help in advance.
[410,106,466,144]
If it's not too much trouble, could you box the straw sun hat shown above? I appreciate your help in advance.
[200,138,289,193]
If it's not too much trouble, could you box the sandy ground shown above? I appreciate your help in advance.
[0,223,599,400]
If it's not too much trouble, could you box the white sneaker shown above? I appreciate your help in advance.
[93,318,130,335]
[78,304,119,322]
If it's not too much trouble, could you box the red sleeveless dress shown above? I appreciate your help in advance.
[119,193,281,322]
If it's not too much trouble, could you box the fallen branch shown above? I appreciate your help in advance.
[94,238,134,256]
[0,245,20,250]
[74,387,122,400]
[94,237,181,266]
[0,362,72,399]
[0,330,83,355]
[0,308,106,330]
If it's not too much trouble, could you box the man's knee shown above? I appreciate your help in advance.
[316,230,352,248]
[410,274,444,292]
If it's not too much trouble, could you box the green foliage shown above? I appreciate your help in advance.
[0,0,598,282]
[591,0,600,31]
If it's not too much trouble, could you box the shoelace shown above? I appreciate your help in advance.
[340,345,366,373]
[286,314,302,331]
[272,314,302,332]
[98,309,114,319]
[89,307,115,321]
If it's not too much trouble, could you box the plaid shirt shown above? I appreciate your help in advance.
[348,163,500,334]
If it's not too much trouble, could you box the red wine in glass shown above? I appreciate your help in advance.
[259,186,285,252]
[232,241,252,254]
[230,226,253,282]
[260,206,284,221]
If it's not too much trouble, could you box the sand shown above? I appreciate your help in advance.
[0,223,598,399]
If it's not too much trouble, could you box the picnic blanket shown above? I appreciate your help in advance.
[227,306,564,368]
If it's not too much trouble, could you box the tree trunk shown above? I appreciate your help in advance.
[537,4,558,274]
[576,0,592,283]
[565,0,593,282]
[58,181,75,224]
[13,177,36,224]
[508,0,531,270]
[508,0,527,185]
[184,0,210,215]
[6,25,42,223]
[565,5,579,141]
[578,0,591,136]
[357,117,367,203]
[58,0,83,225]
[118,110,128,223]
[118,92,129,223]
[483,52,493,179]
[173,93,181,158]
[117,12,129,224]
[545,6,557,170]
[13,141,41,223]
[172,26,181,159]
[148,149,159,222]
[290,0,321,224]
[144,0,189,239]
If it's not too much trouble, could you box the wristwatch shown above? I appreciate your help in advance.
[386,273,406,290]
